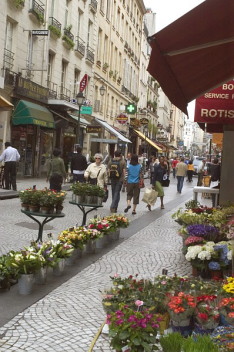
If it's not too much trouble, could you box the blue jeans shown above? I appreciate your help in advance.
[177,176,184,193]
[73,174,85,183]
[110,180,123,210]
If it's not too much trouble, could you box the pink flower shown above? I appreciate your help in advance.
[135,300,144,307]
[161,281,167,285]
[114,273,119,278]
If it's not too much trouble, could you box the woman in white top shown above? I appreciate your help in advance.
[84,153,108,188]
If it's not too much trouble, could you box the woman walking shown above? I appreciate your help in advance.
[153,156,167,209]
[124,154,142,215]
[84,153,108,188]
[46,148,66,192]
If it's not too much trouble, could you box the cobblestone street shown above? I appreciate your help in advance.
[0,177,211,351]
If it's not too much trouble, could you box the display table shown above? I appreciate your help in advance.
[21,209,65,242]
[193,186,220,207]
[69,201,103,226]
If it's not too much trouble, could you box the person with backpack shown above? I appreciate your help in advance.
[108,150,126,213]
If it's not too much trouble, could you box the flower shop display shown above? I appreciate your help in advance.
[19,189,67,213]
[71,182,105,205]
[211,326,234,351]
[194,295,220,333]
[219,297,234,326]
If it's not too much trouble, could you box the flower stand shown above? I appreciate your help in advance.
[53,258,65,276]
[18,274,34,295]
[34,267,47,285]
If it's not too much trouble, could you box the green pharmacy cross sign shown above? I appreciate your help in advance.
[125,103,137,114]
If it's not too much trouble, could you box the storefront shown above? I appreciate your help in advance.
[11,100,55,177]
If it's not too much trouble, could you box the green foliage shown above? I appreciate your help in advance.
[12,0,25,8]
[182,335,219,352]
[159,333,183,352]
[48,24,61,38]
[62,34,75,49]
[185,199,201,209]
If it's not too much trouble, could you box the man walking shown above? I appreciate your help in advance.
[175,157,188,194]
[0,142,20,191]
[108,150,126,213]
[71,146,87,183]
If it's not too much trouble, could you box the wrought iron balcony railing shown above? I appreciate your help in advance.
[75,36,85,56]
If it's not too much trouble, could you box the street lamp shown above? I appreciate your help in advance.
[99,85,106,96]
[76,91,85,145]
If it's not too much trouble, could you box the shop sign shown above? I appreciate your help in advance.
[65,126,75,134]
[125,103,137,114]
[81,106,92,114]
[140,117,149,126]
[15,76,49,103]
[116,113,128,125]
[86,125,102,133]
[80,74,88,92]
[194,80,234,125]
[32,30,49,36]
[130,118,141,127]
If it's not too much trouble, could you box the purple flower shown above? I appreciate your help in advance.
[187,224,219,237]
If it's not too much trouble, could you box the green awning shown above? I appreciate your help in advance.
[12,100,55,128]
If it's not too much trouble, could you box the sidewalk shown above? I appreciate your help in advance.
[0,177,211,351]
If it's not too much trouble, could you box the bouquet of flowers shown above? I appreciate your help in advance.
[195,295,220,330]
[29,241,57,267]
[107,303,160,352]
[186,224,220,241]
[103,214,129,230]
[58,227,89,249]
[219,297,234,325]
[222,277,234,296]
[167,292,196,324]
[6,249,45,275]
[50,240,74,259]
[88,218,110,234]
[184,236,205,246]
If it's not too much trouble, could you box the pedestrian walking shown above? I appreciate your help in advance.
[187,160,194,182]
[124,154,142,215]
[171,157,179,178]
[175,157,188,193]
[0,142,20,191]
[153,156,167,209]
[71,146,87,183]
[122,152,131,192]
[108,150,126,213]
[149,155,158,185]
[84,153,108,188]
[208,158,221,207]
[197,159,206,186]
[46,148,66,192]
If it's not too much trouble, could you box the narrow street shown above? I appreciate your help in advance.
[0,176,208,351]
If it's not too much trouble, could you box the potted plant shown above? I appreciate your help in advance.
[107,303,161,352]
[6,249,45,294]
[71,182,86,203]
[194,295,220,333]
[182,335,219,352]
[48,24,61,38]
[19,189,34,210]
[159,332,184,352]
[50,240,74,276]
[29,190,43,212]
[53,191,66,213]
[39,190,55,213]
[219,297,234,326]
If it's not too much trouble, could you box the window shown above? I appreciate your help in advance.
[4,20,14,69]
[47,52,54,87]
[73,69,80,97]
[61,60,68,95]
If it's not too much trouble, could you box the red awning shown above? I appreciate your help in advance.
[147,0,234,115]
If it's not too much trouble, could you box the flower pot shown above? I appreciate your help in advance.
[112,229,120,241]
[65,249,77,266]
[21,203,29,211]
[34,267,47,285]
[97,196,103,205]
[56,206,63,214]
[210,270,223,280]
[29,205,40,212]
[85,239,96,254]
[77,194,85,204]
[85,195,92,204]
[18,274,34,295]
[40,206,50,214]
[53,258,65,276]
[95,237,105,250]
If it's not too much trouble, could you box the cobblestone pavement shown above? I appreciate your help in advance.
[0,176,211,351]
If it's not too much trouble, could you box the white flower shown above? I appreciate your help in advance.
[227,250,232,261]
[185,245,202,261]
[198,250,212,261]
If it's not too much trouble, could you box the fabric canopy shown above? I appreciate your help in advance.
[147,0,234,115]
[95,118,131,143]
[12,100,54,128]
[134,130,162,152]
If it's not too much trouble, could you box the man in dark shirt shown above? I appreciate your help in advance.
[71,146,87,183]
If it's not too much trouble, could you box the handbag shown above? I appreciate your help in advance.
[161,178,170,187]
[139,178,145,189]
[88,169,101,185]
[102,188,109,202]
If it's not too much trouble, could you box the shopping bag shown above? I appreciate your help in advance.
[142,187,158,206]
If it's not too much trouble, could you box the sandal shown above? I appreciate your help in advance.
[124,205,131,213]
[146,204,151,211]
[132,211,136,215]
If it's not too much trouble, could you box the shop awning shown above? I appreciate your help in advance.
[95,118,131,143]
[12,100,55,128]
[69,114,90,126]
[134,130,162,152]
[0,96,13,111]
[48,99,79,111]
[147,0,234,115]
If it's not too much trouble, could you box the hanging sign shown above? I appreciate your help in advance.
[140,117,149,126]
[79,74,88,92]
[86,125,102,133]
[116,113,128,125]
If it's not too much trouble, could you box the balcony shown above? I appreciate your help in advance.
[3,48,14,70]
[47,81,58,99]
[29,0,44,23]
[75,36,85,57]
[59,86,71,102]
[89,0,97,13]
[62,27,75,49]
[48,17,62,38]
[9,0,25,8]
[86,46,94,64]
[4,69,17,86]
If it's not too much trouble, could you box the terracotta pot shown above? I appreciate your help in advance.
[29,205,40,212]
[21,203,29,211]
